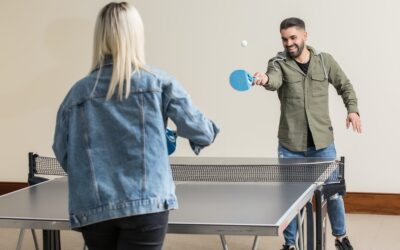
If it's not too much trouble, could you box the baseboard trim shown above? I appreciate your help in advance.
[0,182,399,215]
[344,192,400,215]
[0,182,28,196]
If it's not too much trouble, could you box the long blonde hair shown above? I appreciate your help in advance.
[91,2,146,100]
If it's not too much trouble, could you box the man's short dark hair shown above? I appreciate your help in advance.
[280,17,305,31]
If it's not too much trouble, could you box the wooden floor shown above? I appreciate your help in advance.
[0,214,398,250]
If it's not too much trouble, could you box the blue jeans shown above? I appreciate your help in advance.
[278,143,346,246]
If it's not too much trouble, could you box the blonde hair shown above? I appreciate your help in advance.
[91,2,146,100]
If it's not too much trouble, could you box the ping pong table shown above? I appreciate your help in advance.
[0,156,345,250]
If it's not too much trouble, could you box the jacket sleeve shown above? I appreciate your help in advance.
[325,53,359,114]
[52,103,69,172]
[264,58,283,91]
[162,78,219,155]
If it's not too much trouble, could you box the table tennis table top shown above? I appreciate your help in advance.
[0,157,339,236]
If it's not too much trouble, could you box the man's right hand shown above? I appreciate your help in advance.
[253,72,269,86]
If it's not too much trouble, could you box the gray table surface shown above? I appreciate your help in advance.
[0,177,315,236]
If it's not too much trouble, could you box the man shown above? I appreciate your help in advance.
[253,17,361,250]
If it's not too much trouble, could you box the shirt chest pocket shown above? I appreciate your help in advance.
[283,75,303,98]
[311,74,329,96]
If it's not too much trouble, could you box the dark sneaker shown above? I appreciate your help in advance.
[342,237,354,250]
[335,237,353,250]
[281,245,296,250]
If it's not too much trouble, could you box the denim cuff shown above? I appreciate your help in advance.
[189,121,220,155]
[332,232,347,237]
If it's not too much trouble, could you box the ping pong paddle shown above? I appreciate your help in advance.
[166,128,177,155]
[229,69,256,91]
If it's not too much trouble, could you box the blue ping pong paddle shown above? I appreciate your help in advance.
[229,69,256,91]
[166,128,177,155]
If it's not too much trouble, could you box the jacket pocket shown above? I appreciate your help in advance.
[282,75,303,98]
[311,74,328,96]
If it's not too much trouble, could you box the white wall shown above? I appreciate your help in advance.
[1,0,399,193]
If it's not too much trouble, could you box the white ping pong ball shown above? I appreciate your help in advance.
[241,40,248,47]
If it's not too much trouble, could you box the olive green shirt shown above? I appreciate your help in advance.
[265,46,359,152]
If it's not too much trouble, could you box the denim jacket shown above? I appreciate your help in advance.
[53,59,219,228]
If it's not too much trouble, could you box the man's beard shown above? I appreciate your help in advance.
[286,42,305,59]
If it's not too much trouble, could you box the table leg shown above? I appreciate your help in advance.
[297,210,305,250]
[219,235,229,250]
[31,229,39,250]
[43,230,61,250]
[306,202,314,250]
[251,236,259,250]
[16,229,25,250]
[315,188,327,250]
[220,234,260,250]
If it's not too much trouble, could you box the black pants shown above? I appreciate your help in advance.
[80,211,169,250]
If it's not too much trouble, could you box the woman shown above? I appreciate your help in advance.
[52,2,219,250]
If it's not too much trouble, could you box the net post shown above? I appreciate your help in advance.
[340,156,345,182]
[28,152,36,180]
[339,156,346,196]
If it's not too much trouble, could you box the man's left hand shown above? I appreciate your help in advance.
[346,113,362,133]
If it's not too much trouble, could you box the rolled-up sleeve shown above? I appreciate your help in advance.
[162,78,219,155]
[264,58,283,91]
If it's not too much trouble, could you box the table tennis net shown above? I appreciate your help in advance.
[30,154,344,183]
[170,160,344,183]
[31,154,67,176]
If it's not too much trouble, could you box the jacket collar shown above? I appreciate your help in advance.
[91,55,113,73]
[276,46,321,76]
